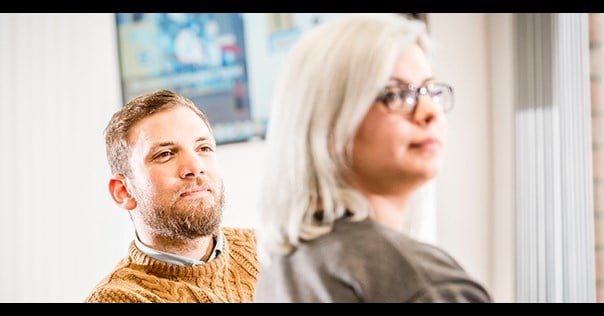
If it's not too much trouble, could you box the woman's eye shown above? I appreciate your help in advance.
[430,89,444,97]
[383,91,399,102]
[402,91,418,105]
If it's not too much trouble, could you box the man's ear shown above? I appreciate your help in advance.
[108,174,137,211]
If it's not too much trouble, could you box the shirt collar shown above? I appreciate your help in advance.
[134,229,224,266]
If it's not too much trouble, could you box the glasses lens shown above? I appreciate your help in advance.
[380,89,412,113]
[382,91,399,107]
[401,89,417,108]
[430,84,453,112]
[378,83,453,114]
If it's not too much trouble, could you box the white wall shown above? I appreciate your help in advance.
[0,13,500,302]
[428,13,493,293]
[0,13,130,302]
[487,13,515,303]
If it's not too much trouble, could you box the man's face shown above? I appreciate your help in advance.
[125,105,224,240]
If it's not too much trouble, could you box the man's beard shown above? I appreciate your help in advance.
[135,178,225,240]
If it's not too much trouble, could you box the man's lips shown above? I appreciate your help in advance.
[180,187,211,197]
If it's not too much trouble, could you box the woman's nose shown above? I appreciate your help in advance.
[412,95,440,126]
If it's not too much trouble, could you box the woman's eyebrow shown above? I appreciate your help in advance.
[388,76,435,86]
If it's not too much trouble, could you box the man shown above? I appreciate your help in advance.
[85,89,258,302]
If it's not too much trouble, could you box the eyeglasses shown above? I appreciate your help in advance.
[375,82,454,115]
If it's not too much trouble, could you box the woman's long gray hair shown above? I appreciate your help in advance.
[257,13,433,264]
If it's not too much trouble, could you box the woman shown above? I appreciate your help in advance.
[254,13,491,303]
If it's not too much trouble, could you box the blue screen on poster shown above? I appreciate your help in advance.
[115,13,263,145]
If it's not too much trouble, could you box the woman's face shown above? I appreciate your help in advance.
[348,43,449,195]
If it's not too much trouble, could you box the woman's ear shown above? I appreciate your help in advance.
[108,174,137,211]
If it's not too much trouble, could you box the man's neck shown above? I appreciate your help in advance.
[137,232,215,262]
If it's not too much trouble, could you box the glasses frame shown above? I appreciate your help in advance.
[375,82,454,115]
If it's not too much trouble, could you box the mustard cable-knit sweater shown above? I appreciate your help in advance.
[84,227,258,303]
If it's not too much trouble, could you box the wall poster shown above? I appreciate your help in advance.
[115,13,259,145]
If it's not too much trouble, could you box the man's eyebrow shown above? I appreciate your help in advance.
[150,136,213,148]
[147,136,215,157]
[195,136,213,142]
[151,141,175,149]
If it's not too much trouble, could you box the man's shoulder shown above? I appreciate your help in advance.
[85,283,143,303]
[84,271,158,303]
[221,227,259,276]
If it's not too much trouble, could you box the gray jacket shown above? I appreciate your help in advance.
[254,217,492,303]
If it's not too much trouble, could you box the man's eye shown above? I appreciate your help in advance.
[154,151,173,160]
[199,146,215,153]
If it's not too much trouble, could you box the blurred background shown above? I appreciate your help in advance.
[0,13,601,303]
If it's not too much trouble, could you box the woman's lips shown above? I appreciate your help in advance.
[410,138,441,151]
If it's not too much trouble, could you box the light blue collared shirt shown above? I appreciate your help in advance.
[134,230,224,266]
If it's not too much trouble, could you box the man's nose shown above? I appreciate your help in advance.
[179,151,206,178]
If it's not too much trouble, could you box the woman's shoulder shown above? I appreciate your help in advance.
[307,219,491,301]
[332,219,474,281]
